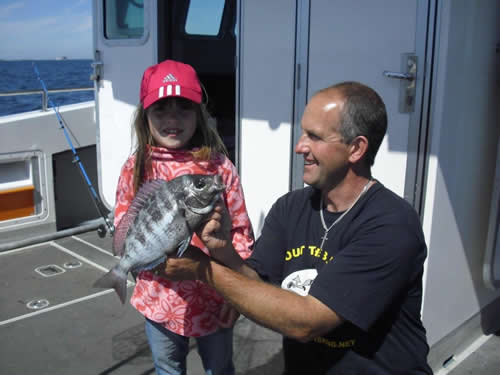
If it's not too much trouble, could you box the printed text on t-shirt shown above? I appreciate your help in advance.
[284,245,334,263]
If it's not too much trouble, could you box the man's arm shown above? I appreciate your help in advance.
[205,257,343,342]
[164,205,344,341]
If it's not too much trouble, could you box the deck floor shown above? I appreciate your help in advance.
[1,229,499,374]
[0,230,282,375]
[442,334,500,375]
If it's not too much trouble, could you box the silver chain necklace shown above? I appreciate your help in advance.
[319,180,372,249]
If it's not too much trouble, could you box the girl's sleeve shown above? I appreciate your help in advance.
[219,157,255,260]
[113,157,136,228]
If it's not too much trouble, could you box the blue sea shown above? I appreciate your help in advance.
[0,59,94,117]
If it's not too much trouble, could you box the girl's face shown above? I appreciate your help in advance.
[146,97,197,149]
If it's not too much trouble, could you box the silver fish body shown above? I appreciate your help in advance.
[94,174,225,304]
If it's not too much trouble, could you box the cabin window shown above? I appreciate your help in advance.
[0,156,40,223]
[104,0,144,40]
[0,161,30,186]
[185,0,225,36]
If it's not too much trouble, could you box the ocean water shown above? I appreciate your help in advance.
[0,59,94,117]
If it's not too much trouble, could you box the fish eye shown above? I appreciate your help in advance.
[194,178,206,189]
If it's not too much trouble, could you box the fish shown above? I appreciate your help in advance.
[93,174,225,304]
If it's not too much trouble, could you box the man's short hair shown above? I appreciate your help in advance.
[320,82,388,166]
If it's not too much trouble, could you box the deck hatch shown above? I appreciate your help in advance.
[63,260,82,269]
[26,299,50,310]
[35,264,66,277]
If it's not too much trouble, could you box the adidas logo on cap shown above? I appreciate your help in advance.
[163,74,177,83]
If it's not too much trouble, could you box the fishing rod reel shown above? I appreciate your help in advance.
[96,210,115,238]
[97,222,114,238]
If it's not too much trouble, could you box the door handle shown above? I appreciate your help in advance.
[383,71,414,81]
[383,53,417,113]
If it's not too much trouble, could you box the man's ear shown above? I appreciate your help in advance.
[348,136,369,164]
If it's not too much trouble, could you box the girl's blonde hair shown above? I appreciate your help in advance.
[131,100,228,193]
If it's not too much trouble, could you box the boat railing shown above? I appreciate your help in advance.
[0,87,94,112]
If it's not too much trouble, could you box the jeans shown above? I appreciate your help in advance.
[145,318,235,375]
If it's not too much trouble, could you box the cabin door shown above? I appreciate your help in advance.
[293,0,433,207]
[157,0,237,162]
[92,0,157,208]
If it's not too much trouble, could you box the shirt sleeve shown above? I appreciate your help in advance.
[309,210,427,332]
[113,157,136,228]
[218,156,255,260]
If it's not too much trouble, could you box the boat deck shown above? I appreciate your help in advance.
[0,230,283,375]
[1,228,498,374]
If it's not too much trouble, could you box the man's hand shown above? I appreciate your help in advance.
[197,202,233,251]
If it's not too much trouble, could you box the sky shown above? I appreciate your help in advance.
[0,0,92,60]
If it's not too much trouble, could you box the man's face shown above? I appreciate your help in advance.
[295,92,351,190]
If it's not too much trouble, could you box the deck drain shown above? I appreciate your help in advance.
[63,261,82,269]
[35,264,66,277]
[26,299,50,310]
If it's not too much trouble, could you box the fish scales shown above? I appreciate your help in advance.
[134,208,180,268]
[93,174,225,304]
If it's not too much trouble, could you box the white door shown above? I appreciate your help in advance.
[92,0,157,208]
[296,0,430,203]
[238,0,298,234]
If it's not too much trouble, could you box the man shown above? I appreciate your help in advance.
[165,82,433,374]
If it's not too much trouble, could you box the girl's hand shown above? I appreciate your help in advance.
[162,246,209,281]
[152,261,167,277]
[217,302,240,328]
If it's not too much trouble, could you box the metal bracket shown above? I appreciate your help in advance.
[383,53,417,113]
[90,50,103,82]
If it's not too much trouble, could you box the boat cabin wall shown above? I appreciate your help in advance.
[237,0,500,371]
[0,103,98,242]
[421,0,500,369]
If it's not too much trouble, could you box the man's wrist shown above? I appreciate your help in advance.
[211,245,245,270]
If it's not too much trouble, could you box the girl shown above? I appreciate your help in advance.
[114,59,254,375]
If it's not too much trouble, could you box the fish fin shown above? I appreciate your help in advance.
[112,214,134,257]
[93,267,128,304]
[112,179,169,256]
[140,255,167,271]
[176,235,192,258]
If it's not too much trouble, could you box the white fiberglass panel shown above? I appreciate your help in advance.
[238,0,296,236]
[97,84,138,206]
[240,119,291,235]
[93,0,157,208]
[371,139,408,195]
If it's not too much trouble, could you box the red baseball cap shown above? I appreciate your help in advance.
[140,60,202,109]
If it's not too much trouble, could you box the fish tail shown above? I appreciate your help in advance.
[93,267,128,304]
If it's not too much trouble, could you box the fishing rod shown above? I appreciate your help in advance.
[33,63,114,237]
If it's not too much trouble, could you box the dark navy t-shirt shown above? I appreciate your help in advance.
[247,182,433,374]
